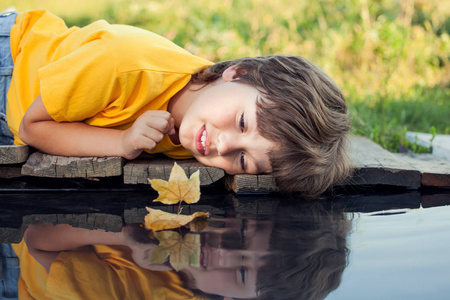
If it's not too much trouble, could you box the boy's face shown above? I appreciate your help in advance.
[184,219,272,299]
[178,68,275,175]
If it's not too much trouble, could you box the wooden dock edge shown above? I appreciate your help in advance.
[225,136,449,194]
[1,136,449,193]
[123,158,225,186]
[0,145,29,164]
[21,152,124,178]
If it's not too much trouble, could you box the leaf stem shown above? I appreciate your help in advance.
[177,200,182,215]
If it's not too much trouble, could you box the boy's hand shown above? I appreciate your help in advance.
[120,111,175,160]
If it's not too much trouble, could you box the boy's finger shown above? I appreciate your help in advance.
[168,116,176,135]
[143,110,172,120]
[142,114,174,135]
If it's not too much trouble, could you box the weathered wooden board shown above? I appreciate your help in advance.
[0,165,22,178]
[123,157,225,185]
[394,153,450,187]
[226,136,423,194]
[0,145,29,164]
[225,174,277,194]
[1,135,448,193]
[347,136,421,187]
[21,152,124,178]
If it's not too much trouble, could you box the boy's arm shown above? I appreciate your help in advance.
[19,95,175,159]
[24,222,170,272]
[24,222,127,272]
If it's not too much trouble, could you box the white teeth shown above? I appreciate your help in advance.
[200,130,206,152]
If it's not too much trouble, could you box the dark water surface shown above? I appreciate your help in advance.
[1,187,449,299]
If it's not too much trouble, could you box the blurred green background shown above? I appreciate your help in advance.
[4,0,449,152]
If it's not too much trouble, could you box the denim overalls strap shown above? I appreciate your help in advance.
[0,11,18,145]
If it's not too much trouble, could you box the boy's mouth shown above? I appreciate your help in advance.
[195,125,209,155]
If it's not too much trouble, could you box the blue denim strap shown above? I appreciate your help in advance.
[0,11,18,145]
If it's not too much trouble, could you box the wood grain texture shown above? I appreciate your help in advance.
[346,136,421,187]
[0,165,22,178]
[21,152,123,178]
[0,145,29,164]
[225,174,277,194]
[123,157,225,185]
[394,153,450,187]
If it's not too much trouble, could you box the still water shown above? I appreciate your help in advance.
[1,188,449,300]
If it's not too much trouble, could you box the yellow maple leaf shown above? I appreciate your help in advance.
[150,231,201,271]
[148,163,201,205]
[144,207,209,232]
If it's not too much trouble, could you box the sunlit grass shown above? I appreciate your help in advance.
[4,0,449,152]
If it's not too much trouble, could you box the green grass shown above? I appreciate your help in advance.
[4,0,449,153]
[350,86,449,152]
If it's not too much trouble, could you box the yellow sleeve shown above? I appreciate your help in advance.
[45,245,200,299]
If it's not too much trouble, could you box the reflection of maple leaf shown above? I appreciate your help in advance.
[144,207,209,232]
[148,163,201,205]
[151,231,201,271]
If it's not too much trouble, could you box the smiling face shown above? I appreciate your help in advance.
[172,67,275,175]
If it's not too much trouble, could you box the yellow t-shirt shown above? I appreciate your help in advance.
[12,241,205,299]
[8,10,212,159]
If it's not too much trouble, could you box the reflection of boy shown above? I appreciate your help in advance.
[179,202,350,300]
[15,201,349,299]
[1,10,351,198]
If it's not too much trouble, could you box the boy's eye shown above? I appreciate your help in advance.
[239,113,245,132]
[240,152,245,171]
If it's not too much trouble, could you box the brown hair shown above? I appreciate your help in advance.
[196,200,350,300]
[255,201,350,300]
[192,55,352,199]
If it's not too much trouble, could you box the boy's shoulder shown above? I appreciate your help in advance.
[93,23,212,75]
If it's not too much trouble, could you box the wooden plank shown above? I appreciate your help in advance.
[394,153,450,187]
[21,152,124,178]
[225,174,277,194]
[347,136,421,187]
[0,165,22,178]
[226,136,422,194]
[123,157,225,186]
[0,145,29,164]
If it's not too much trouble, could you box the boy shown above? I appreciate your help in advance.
[1,10,351,198]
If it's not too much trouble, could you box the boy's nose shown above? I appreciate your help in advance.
[216,132,238,156]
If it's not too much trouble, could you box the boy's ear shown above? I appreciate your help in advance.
[222,65,247,82]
